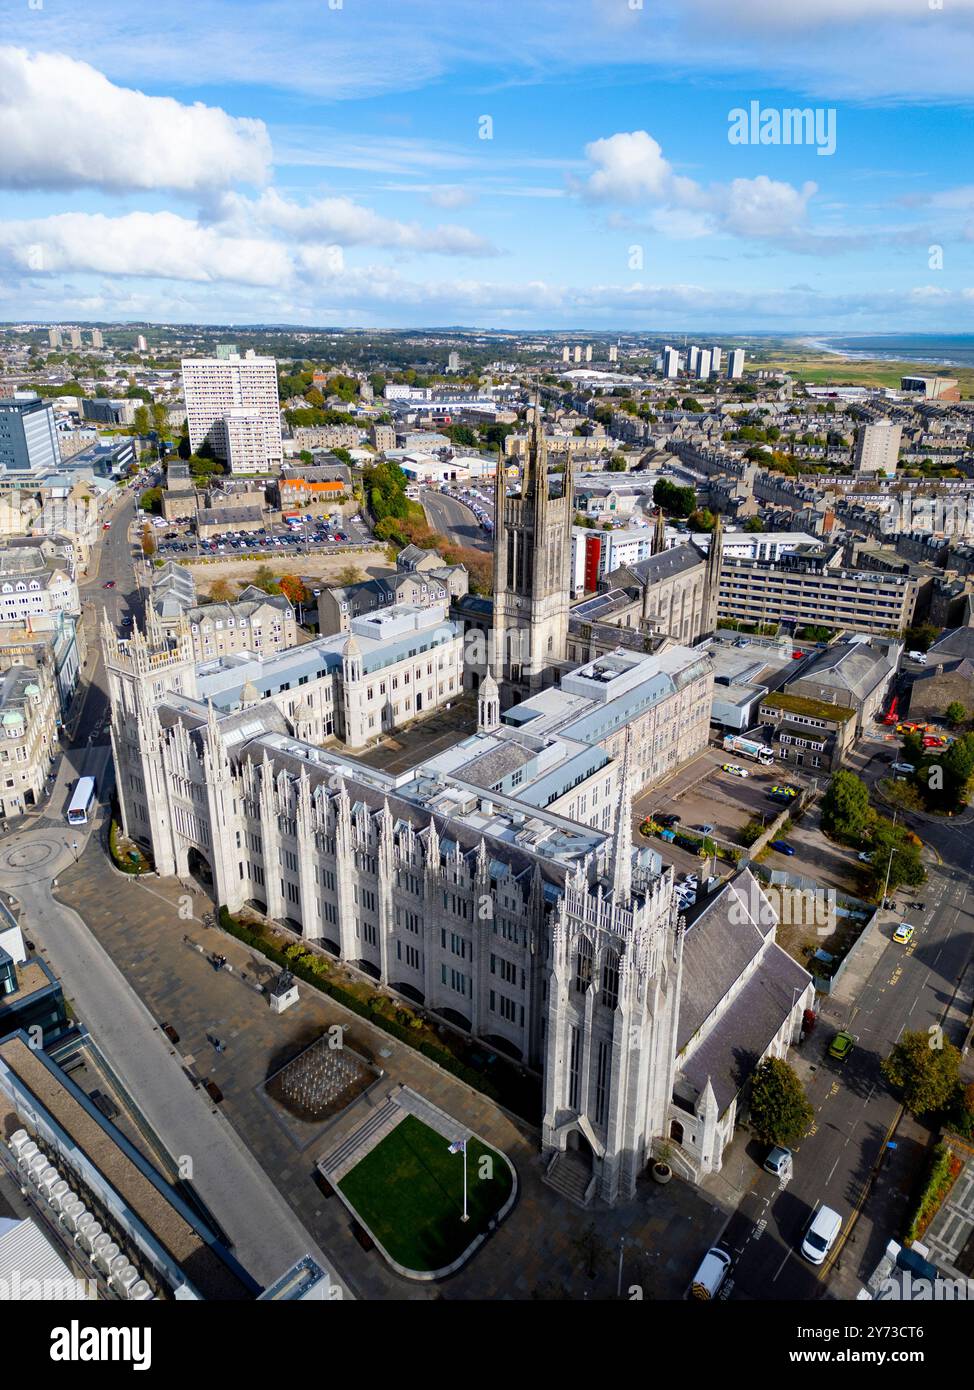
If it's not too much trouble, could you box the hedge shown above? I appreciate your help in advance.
[906,1142,962,1244]
[218,906,503,1104]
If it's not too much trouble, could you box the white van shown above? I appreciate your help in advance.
[800,1205,842,1264]
[689,1246,732,1300]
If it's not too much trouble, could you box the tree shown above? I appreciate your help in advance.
[743,515,765,532]
[688,507,715,532]
[882,1030,961,1117]
[278,573,309,607]
[748,1058,814,1147]
[208,578,236,603]
[252,565,278,594]
[140,523,156,558]
[868,817,926,895]
[652,478,696,519]
[820,769,871,842]
[945,701,967,728]
[336,564,364,588]
[139,487,162,515]
[133,405,151,435]
[903,623,938,653]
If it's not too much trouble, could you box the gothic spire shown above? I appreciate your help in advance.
[653,507,666,555]
[610,726,635,905]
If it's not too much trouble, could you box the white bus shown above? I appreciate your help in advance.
[67,776,96,826]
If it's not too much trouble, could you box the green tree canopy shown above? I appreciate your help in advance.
[749,1058,814,1147]
[652,478,696,519]
[882,1030,961,1117]
[820,769,871,841]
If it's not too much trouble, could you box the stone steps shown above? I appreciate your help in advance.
[321,1095,404,1183]
[543,1151,593,1208]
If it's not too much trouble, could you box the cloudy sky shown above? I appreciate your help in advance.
[2,0,974,332]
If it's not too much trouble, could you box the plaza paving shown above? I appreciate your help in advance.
[53,848,734,1300]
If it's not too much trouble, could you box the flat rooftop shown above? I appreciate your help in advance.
[0,1035,256,1301]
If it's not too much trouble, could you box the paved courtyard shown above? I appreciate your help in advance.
[53,847,734,1300]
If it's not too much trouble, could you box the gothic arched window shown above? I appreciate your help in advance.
[574,935,594,993]
[600,950,620,1010]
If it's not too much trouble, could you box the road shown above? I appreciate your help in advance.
[421,486,492,552]
[719,812,974,1300]
[0,490,346,1292]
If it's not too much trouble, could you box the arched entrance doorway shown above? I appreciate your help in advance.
[669,1120,685,1146]
[187,847,212,889]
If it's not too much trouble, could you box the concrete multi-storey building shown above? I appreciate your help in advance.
[180,353,282,474]
[726,349,745,379]
[0,398,62,477]
[853,419,901,476]
[717,543,917,636]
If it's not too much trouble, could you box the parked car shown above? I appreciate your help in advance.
[857,851,873,863]
[890,762,917,775]
[769,840,795,856]
[907,650,927,664]
[763,1146,793,1179]
[801,1205,842,1265]
[655,812,681,828]
[892,922,915,945]
[102,580,116,589]
[770,784,798,798]
[721,763,749,778]
[828,1030,855,1062]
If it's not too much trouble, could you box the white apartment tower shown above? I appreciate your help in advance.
[853,419,902,476]
[710,346,722,374]
[181,351,283,474]
[663,347,680,379]
[696,350,712,381]
[608,345,619,363]
[561,346,571,363]
[726,349,745,380]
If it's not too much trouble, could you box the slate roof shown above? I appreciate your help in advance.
[929,627,974,661]
[791,641,894,702]
[613,544,705,588]
[678,871,774,1049]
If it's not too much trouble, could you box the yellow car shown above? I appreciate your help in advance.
[892,923,915,946]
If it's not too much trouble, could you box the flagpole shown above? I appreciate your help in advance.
[462,1139,469,1223]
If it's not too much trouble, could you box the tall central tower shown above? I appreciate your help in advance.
[491,399,573,702]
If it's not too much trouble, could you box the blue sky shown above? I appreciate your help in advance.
[2,0,974,331]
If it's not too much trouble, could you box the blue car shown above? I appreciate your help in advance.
[769,840,796,856]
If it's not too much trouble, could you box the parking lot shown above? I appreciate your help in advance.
[634,744,812,847]
[142,510,375,560]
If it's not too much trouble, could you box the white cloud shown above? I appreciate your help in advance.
[720,176,818,238]
[0,212,289,285]
[580,130,817,246]
[0,46,270,193]
[215,189,499,257]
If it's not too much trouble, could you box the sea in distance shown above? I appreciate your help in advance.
[798,334,974,368]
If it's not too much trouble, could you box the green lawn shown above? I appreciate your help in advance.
[339,1113,513,1272]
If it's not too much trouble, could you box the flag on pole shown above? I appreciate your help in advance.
[447,1139,466,1154]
